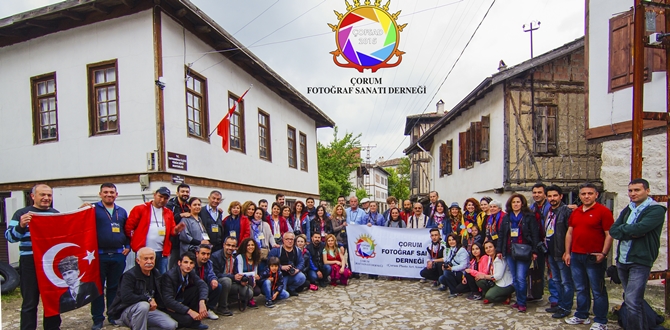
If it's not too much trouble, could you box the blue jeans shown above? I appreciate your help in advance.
[155,252,168,274]
[91,252,127,323]
[438,271,463,294]
[546,254,559,304]
[505,255,531,307]
[261,279,289,301]
[207,283,222,310]
[282,271,306,292]
[307,265,332,284]
[571,253,608,324]
[617,262,651,330]
[547,255,574,312]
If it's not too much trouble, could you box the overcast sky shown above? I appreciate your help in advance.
[1,0,584,162]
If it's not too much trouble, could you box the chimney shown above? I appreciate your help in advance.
[498,60,507,71]
[436,99,445,114]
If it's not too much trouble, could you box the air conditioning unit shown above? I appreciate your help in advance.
[147,151,158,171]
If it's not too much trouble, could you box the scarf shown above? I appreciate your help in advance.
[433,212,446,226]
[627,197,653,224]
[510,212,523,229]
[486,212,501,239]
[251,219,263,247]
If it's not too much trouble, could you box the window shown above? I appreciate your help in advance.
[534,105,558,154]
[376,174,381,183]
[0,192,10,224]
[439,139,453,177]
[287,126,297,168]
[31,73,58,144]
[299,132,307,171]
[88,60,119,135]
[258,110,271,161]
[229,93,245,152]
[458,116,489,169]
[185,69,208,140]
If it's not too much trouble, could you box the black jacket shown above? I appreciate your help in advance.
[166,197,189,225]
[160,266,208,315]
[547,204,572,258]
[310,218,333,237]
[306,242,325,270]
[199,207,223,252]
[497,212,541,257]
[211,249,236,280]
[108,266,164,320]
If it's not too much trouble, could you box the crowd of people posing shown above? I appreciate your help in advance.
[7,178,665,330]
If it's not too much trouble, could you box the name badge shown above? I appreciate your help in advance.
[274,232,281,239]
[202,232,211,241]
[546,228,555,237]
[511,228,519,238]
[158,228,166,236]
[111,223,121,233]
[211,225,219,233]
[229,231,237,238]
[491,234,499,240]
[258,234,265,240]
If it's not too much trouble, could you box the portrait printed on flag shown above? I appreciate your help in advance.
[30,206,102,316]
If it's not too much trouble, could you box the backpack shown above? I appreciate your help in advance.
[614,300,666,329]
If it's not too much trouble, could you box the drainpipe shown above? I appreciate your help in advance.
[416,143,434,194]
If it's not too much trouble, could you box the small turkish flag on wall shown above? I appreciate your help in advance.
[30,206,101,317]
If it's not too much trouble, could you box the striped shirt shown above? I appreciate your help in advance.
[5,205,59,256]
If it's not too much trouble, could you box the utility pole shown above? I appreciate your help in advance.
[524,21,540,146]
[361,145,376,198]
[631,0,645,179]
[523,21,541,58]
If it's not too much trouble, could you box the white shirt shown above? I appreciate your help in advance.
[146,206,165,252]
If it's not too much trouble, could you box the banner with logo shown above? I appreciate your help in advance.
[346,224,431,278]
[30,206,101,317]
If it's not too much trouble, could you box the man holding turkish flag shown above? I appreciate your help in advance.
[29,204,102,318]
[216,85,252,152]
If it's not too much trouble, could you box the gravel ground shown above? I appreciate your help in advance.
[3,275,663,329]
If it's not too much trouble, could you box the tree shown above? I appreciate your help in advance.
[355,187,369,201]
[388,157,410,201]
[317,127,362,203]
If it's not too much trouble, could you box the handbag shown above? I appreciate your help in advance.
[511,243,532,261]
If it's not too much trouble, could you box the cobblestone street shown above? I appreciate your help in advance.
[2,276,633,330]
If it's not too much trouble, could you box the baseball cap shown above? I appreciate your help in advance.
[156,187,171,197]
[360,198,370,204]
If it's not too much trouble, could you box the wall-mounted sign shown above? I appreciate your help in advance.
[167,152,187,171]
[171,175,185,184]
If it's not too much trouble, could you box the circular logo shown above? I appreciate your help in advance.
[355,235,376,259]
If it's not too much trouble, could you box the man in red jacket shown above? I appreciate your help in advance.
[125,187,185,274]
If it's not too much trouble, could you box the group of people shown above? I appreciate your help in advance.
[6,178,665,330]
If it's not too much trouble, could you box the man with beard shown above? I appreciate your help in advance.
[543,186,574,319]
[161,252,209,330]
[167,184,191,269]
[419,228,446,285]
[211,237,239,317]
[337,196,346,208]
[199,191,224,254]
[109,247,177,330]
[268,232,306,296]
[306,232,330,288]
[275,194,285,207]
[424,191,439,219]
[400,199,413,225]
[193,245,221,320]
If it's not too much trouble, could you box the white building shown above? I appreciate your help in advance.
[349,165,389,212]
[585,0,668,271]
[0,0,334,264]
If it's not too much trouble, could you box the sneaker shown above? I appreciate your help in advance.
[545,306,560,313]
[215,307,233,316]
[447,293,458,298]
[482,299,491,304]
[466,294,477,301]
[309,284,318,291]
[91,322,103,330]
[108,319,117,326]
[502,298,511,305]
[518,305,527,313]
[206,309,219,320]
[565,316,591,325]
[589,323,608,330]
[248,299,258,309]
[511,303,519,309]
[438,286,448,291]
[265,300,275,308]
[552,309,571,319]
[472,294,483,301]
[420,278,427,283]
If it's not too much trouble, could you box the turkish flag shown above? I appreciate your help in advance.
[216,85,252,152]
[30,206,101,317]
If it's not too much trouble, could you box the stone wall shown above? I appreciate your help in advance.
[600,131,668,271]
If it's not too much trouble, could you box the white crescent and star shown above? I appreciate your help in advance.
[42,243,93,288]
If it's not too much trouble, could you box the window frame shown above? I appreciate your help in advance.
[534,105,558,155]
[31,72,59,144]
[299,131,308,171]
[287,126,297,168]
[184,68,209,141]
[87,59,120,136]
[258,109,272,161]
[228,92,246,152]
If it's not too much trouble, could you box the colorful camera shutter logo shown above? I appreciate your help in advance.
[329,0,407,73]
[355,234,377,259]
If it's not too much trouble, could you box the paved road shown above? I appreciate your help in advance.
[2,277,624,329]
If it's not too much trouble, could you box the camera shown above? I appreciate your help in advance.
[240,275,249,284]
[287,266,297,276]
[294,229,302,236]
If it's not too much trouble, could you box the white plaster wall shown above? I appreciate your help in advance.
[588,0,667,128]
[160,15,320,195]
[0,12,156,183]
[431,85,506,204]
[601,132,668,271]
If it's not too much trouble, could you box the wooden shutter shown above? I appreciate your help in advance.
[609,10,651,92]
[651,11,666,72]
[480,115,490,162]
[439,143,447,177]
[459,132,466,169]
[474,121,482,163]
[466,127,474,168]
[546,106,557,154]
[446,139,453,175]
[535,106,548,153]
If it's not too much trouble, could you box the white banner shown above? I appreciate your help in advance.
[345,224,431,278]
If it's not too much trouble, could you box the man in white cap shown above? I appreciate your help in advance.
[360,198,370,214]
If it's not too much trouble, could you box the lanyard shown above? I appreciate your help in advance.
[152,207,164,227]
[225,256,234,274]
[430,243,440,259]
[246,256,254,272]
[104,205,119,223]
[195,217,206,233]
[546,210,556,233]
[199,266,205,280]
[349,209,360,223]
[272,218,280,234]
[271,271,278,292]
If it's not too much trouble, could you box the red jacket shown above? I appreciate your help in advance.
[266,215,290,236]
[125,201,176,256]
[222,215,251,247]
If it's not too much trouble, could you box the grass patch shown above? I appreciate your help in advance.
[1,288,21,304]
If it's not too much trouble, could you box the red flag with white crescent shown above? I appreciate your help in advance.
[217,85,252,152]
[30,206,101,317]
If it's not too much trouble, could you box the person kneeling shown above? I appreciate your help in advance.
[438,233,469,298]
[323,234,351,286]
[108,247,177,330]
[161,252,209,330]
[477,241,515,305]
[260,257,290,308]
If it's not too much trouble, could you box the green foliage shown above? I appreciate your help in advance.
[317,127,362,203]
[355,187,369,201]
[387,157,411,201]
